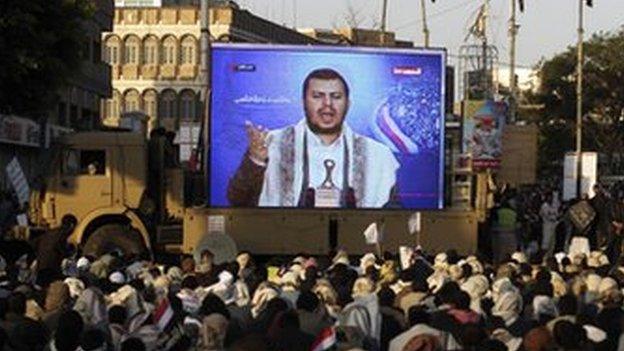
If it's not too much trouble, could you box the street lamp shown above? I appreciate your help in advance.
[576,0,592,199]
[420,0,430,47]
[508,0,523,123]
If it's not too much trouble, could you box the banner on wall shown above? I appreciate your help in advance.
[462,100,507,170]
[563,152,597,201]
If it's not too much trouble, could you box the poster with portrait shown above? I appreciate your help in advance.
[462,100,507,170]
[209,44,446,210]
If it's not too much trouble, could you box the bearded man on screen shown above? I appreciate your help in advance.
[227,68,400,208]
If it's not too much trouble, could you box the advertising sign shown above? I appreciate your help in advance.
[563,152,597,201]
[462,100,506,169]
[209,44,446,210]
[6,157,30,206]
[0,116,40,147]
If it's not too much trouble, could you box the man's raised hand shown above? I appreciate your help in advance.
[245,121,270,164]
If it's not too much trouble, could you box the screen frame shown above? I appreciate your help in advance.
[206,42,447,211]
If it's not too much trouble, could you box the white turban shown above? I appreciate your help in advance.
[492,291,523,326]
[532,295,558,319]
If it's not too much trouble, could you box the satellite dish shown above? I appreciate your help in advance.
[193,232,238,265]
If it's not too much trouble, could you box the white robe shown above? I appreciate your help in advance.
[540,202,559,254]
[258,119,399,208]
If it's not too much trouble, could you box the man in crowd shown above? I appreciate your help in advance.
[227,68,400,209]
[590,183,613,249]
[609,192,624,264]
[0,235,623,350]
[540,193,560,258]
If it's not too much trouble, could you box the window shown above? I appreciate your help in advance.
[124,90,140,113]
[143,90,158,119]
[124,36,140,64]
[105,99,114,119]
[180,90,195,120]
[63,150,106,176]
[161,36,177,65]
[161,90,177,119]
[108,46,118,64]
[180,36,196,64]
[105,36,121,65]
[143,36,158,64]
[112,90,121,119]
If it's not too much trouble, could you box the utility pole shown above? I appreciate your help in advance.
[508,0,518,123]
[420,0,430,47]
[199,0,212,175]
[381,0,389,45]
[482,0,490,99]
[381,0,388,32]
[575,0,584,199]
[292,0,297,28]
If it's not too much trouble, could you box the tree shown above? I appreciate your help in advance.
[533,27,624,177]
[0,0,95,117]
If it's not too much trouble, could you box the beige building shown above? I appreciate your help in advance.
[298,27,413,47]
[101,0,316,134]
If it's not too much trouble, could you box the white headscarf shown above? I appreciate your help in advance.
[177,288,201,315]
[491,277,518,302]
[359,253,378,273]
[532,295,558,320]
[427,269,449,293]
[107,285,143,320]
[201,271,236,305]
[64,277,85,299]
[492,291,523,326]
[250,283,279,318]
[461,275,489,313]
[73,287,107,328]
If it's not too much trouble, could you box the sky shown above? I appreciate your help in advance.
[237,0,624,70]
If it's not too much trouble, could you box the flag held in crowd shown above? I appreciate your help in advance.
[310,327,337,351]
[363,222,383,244]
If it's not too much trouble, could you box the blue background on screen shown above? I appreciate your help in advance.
[209,44,445,210]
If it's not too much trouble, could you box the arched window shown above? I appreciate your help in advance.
[161,36,177,65]
[180,90,196,120]
[124,89,141,113]
[143,35,158,65]
[105,90,122,119]
[143,90,158,119]
[180,36,197,65]
[160,90,177,119]
[124,35,141,64]
[105,36,121,65]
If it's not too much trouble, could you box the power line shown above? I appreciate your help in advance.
[447,52,534,69]
[393,0,478,31]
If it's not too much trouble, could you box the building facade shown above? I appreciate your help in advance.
[53,0,114,131]
[101,1,316,136]
[298,27,413,47]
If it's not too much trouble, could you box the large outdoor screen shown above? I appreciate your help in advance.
[209,43,445,210]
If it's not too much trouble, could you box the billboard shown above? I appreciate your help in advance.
[209,44,446,210]
[563,152,597,201]
[462,100,506,170]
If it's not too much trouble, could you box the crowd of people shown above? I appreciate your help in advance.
[486,182,624,264]
[1,178,624,350]
[0,231,623,350]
